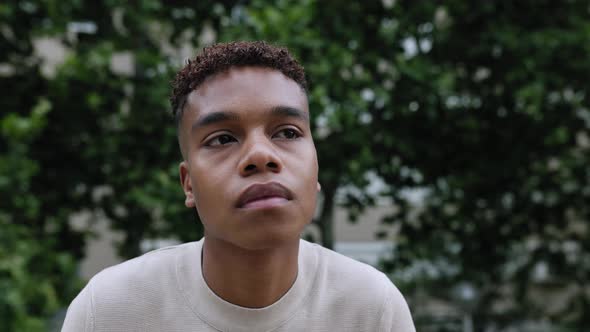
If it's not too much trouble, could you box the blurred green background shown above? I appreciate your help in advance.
[1,0,589,331]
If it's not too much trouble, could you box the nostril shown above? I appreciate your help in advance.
[245,164,256,171]
[267,162,278,169]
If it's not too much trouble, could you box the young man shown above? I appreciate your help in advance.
[62,41,415,331]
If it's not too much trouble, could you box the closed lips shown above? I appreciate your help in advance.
[237,182,293,208]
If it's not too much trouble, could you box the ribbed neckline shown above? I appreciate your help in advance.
[175,239,318,332]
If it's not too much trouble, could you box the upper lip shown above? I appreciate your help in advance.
[236,182,293,208]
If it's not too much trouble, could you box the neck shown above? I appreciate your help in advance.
[201,237,300,308]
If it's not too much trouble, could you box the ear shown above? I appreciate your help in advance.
[179,161,196,208]
[317,182,321,192]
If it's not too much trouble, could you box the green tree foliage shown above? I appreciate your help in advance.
[227,0,590,328]
[0,101,79,331]
[2,0,589,330]
[0,1,210,328]
[364,1,590,329]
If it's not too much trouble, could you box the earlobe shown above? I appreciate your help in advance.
[179,161,196,208]
[317,182,321,192]
[185,195,196,208]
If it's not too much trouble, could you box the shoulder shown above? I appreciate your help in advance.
[303,240,395,294]
[90,241,196,288]
[62,241,202,331]
[69,242,198,317]
[300,240,415,331]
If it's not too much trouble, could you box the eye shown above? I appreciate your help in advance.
[205,134,237,147]
[273,128,301,140]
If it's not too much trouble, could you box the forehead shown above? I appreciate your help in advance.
[186,67,308,116]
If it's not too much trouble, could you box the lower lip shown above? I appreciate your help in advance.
[241,197,289,209]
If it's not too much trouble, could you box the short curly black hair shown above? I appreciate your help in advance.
[170,41,308,127]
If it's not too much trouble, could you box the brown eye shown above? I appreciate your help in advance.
[206,134,237,147]
[218,135,234,144]
[274,128,300,140]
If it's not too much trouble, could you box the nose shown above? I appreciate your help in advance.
[238,135,283,177]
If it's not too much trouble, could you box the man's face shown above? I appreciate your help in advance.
[179,67,319,250]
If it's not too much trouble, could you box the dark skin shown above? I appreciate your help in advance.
[179,67,320,308]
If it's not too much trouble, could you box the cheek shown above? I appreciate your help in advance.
[192,176,230,226]
[190,160,231,208]
[294,149,319,199]
[193,176,224,201]
[303,148,319,181]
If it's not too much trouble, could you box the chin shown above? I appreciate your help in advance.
[203,207,313,251]
[231,225,304,251]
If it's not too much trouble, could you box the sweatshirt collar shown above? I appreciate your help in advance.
[175,239,318,332]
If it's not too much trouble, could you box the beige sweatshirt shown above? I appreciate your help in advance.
[62,239,415,332]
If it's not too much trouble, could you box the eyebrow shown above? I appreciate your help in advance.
[192,111,240,132]
[269,105,309,121]
[191,105,309,134]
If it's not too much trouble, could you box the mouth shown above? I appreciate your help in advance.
[236,182,293,209]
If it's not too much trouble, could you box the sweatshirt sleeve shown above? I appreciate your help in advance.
[61,282,94,332]
[379,283,416,332]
